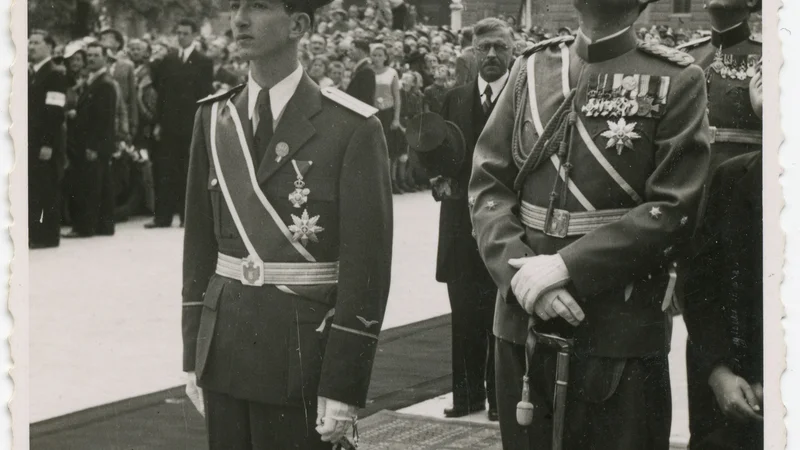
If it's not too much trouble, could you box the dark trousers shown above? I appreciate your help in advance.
[152,132,190,225]
[204,389,330,450]
[495,338,671,450]
[686,342,764,450]
[447,276,496,410]
[28,159,61,247]
[70,157,115,236]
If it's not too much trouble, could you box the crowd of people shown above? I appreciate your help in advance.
[28,1,724,249]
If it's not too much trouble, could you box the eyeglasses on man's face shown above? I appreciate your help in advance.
[475,42,510,53]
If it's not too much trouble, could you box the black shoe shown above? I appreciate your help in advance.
[444,402,485,418]
[144,221,170,229]
[488,408,499,422]
[62,230,90,239]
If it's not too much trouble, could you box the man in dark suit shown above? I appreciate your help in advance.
[414,17,513,421]
[345,39,376,105]
[683,151,763,450]
[149,19,213,228]
[63,42,118,238]
[182,0,393,448]
[28,30,68,248]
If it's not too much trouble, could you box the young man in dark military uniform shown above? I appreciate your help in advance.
[468,0,711,448]
[181,0,393,448]
[677,0,762,171]
[677,1,763,449]
[28,30,67,248]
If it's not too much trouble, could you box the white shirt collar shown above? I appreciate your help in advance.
[578,26,631,44]
[247,64,305,127]
[33,56,52,73]
[87,67,108,85]
[477,71,509,103]
[180,44,195,62]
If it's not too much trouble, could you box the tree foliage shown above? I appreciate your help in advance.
[29,0,79,38]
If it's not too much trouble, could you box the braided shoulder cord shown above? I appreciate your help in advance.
[511,59,530,169]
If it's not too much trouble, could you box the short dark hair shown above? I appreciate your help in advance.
[460,27,473,47]
[85,41,106,54]
[473,17,511,41]
[352,39,370,54]
[283,1,316,31]
[99,28,125,49]
[177,19,199,33]
[30,29,56,50]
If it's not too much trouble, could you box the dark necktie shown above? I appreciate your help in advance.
[253,89,274,164]
[482,84,494,115]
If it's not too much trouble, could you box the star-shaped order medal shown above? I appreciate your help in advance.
[649,206,662,219]
[289,209,324,246]
[601,118,641,155]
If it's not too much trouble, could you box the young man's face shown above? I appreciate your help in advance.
[86,47,107,72]
[329,65,344,83]
[100,32,121,52]
[176,25,195,49]
[29,34,51,63]
[230,0,295,61]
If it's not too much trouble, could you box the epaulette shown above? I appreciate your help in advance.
[522,35,575,57]
[749,34,762,44]
[637,41,695,67]
[675,35,711,51]
[321,87,378,118]
[197,83,245,104]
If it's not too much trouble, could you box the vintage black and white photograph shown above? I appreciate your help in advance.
[12,0,785,448]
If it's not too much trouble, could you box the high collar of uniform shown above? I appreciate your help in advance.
[712,21,750,49]
[575,26,638,63]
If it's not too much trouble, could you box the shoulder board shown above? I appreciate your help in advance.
[675,35,711,51]
[522,35,575,57]
[197,83,245,105]
[749,34,762,44]
[637,41,695,67]
[321,87,379,118]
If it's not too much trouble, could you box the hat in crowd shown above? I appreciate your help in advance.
[557,26,573,36]
[406,112,466,178]
[99,28,125,47]
[63,41,86,59]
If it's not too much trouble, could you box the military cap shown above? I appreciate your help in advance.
[406,112,466,178]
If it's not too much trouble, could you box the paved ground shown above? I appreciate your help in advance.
[30,190,689,443]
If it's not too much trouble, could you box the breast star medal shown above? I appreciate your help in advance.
[289,209,324,246]
[601,118,641,155]
[275,142,290,163]
[288,160,311,208]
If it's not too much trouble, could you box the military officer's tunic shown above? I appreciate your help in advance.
[678,21,763,449]
[182,71,393,448]
[469,29,710,450]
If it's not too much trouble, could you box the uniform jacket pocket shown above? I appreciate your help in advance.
[571,356,627,403]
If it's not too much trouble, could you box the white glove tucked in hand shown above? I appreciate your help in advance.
[316,396,357,443]
[509,254,584,326]
[185,371,205,417]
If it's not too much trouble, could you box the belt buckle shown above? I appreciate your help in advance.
[241,255,265,286]
[544,208,570,238]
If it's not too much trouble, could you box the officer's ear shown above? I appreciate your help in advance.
[289,12,313,40]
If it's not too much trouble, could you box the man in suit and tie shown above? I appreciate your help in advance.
[181,0,392,447]
[413,17,512,421]
[149,19,213,228]
[100,28,138,145]
[62,42,118,238]
[28,30,68,248]
[345,39,376,105]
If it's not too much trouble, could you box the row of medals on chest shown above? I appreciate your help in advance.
[710,51,759,81]
[581,73,670,119]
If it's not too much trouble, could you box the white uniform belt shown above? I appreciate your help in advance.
[709,127,762,145]
[215,253,339,285]
[520,201,630,237]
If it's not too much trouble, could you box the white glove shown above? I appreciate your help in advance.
[508,254,570,314]
[315,396,357,443]
[185,371,205,417]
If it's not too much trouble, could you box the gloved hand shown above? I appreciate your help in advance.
[316,396,357,443]
[531,288,585,326]
[508,254,571,315]
[185,371,205,417]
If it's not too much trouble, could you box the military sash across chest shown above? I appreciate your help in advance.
[523,45,676,310]
[208,100,339,288]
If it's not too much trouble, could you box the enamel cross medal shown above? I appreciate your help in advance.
[288,160,311,208]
